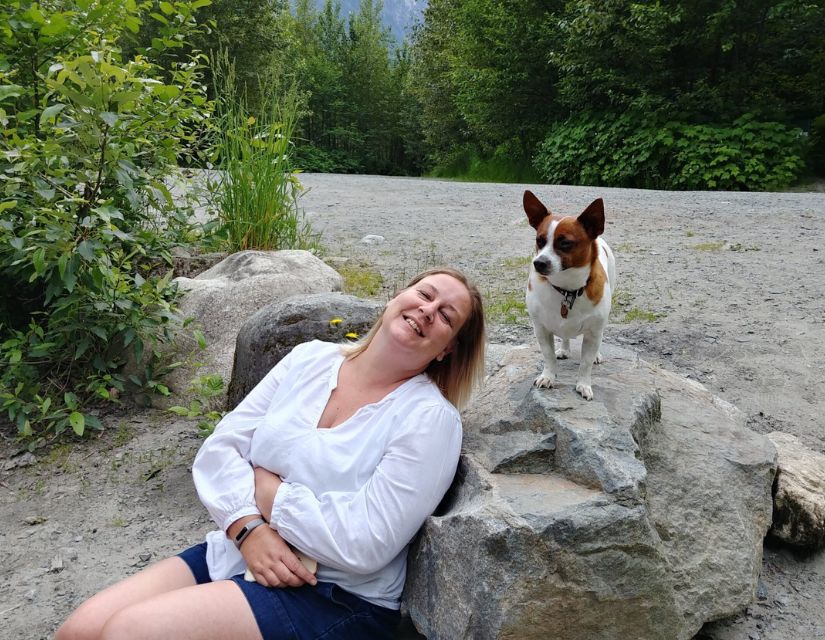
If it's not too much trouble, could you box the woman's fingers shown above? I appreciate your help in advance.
[282,552,317,586]
[273,561,306,587]
[240,525,315,588]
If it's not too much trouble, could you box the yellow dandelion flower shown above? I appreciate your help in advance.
[329,318,343,326]
[345,332,358,339]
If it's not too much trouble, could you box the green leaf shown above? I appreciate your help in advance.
[0,85,23,101]
[124,15,141,33]
[152,85,180,101]
[64,392,79,410]
[77,240,95,261]
[32,248,46,275]
[89,326,108,341]
[74,338,92,360]
[85,415,103,430]
[69,411,85,436]
[194,329,206,350]
[1,201,18,214]
[41,13,68,36]
[100,112,118,127]
[40,103,66,124]
[159,2,175,15]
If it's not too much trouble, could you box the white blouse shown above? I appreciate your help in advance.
[191,340,463,609]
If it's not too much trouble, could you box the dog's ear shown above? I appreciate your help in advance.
[523,190,550,229]
[577,198,605,239]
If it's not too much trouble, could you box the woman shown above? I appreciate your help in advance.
[56,267,485,640]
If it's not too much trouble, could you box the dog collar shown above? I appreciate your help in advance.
[552,284,584,318]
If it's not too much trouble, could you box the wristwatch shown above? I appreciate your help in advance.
[233,518,267,549]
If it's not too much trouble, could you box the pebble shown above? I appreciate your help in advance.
[49,555,64,573]
[359,234,384,244]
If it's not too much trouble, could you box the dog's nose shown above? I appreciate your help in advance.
[533,256,551,275]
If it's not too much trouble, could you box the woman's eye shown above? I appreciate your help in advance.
[418,289,431,299]
[440,310,452,325]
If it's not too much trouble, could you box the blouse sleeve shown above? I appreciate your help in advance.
[270,402,462,575]
[191,345,302,531]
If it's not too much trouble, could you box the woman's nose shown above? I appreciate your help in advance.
[419,302,435,321]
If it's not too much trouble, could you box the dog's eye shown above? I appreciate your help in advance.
[536,236,546,249]
[557,238,573,251]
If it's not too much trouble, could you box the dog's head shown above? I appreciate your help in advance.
[523,190,605,277]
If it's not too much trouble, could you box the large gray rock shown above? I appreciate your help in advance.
[404,343,777,640]
[767,431,825,550]
[159,250,342,409]
[228,293,382,408]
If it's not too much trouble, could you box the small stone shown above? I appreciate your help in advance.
[359,234,385,245]
[139,553,152,562]
[24,515,47,526]
[49,555,64,573]
[25,589,37,602]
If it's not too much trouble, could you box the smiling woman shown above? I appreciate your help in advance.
[56,267,485,640]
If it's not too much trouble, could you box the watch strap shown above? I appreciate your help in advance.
[233,518,267,549]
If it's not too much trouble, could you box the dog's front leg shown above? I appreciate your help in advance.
[534,326,558,388]
[576,332,603,400]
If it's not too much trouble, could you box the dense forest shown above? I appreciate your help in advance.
[191,0,825,189]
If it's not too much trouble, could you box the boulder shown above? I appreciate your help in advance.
[228,293,382,409]
[766,431,825,550]
[158,250,342,409]
[404,343,777,640]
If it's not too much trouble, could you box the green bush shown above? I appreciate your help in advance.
[430,142,542,184]
[534,112,807,191]
[0,0,213,439]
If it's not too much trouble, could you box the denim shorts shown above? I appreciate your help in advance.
[178,543,400,640]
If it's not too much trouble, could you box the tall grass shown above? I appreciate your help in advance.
[208,55,318,252]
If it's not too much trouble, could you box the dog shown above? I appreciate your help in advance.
[523,190,616,400]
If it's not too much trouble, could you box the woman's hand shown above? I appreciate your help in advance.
[254,466,282,522]
[240,525,318,588]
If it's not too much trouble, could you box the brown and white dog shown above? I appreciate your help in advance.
[523,190,616,400]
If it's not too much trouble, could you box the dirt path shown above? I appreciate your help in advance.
[1,174,823,639]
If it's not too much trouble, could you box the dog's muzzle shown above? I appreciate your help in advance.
[533,256,553,275]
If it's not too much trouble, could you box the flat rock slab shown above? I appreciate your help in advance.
[767,431,825,550]
[405,342,777,640]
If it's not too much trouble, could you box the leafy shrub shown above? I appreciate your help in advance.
[430,142,542,184]
[534,112,807,191]
[207,54,318,252]
[0,0,212,439]
[291,143,364,174]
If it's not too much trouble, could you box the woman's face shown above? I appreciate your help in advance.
[382,273,472,365]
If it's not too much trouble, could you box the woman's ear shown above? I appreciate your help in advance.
[436,341,455,362]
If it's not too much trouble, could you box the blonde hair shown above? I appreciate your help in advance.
[340,267,486,410]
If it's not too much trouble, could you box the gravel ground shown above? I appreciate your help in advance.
[1,173,823,639]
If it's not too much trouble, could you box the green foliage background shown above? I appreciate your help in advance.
[411,0,825,187]
[1,0,823,442]
[0,0,216,439]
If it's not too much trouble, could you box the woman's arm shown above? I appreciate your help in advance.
[268,403,462,575]
[191,344,302,532]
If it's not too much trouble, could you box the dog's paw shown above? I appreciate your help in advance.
[535,372,556,389]
[575,382,593,400]
[594,352,603,364]
[555,348,570,360]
